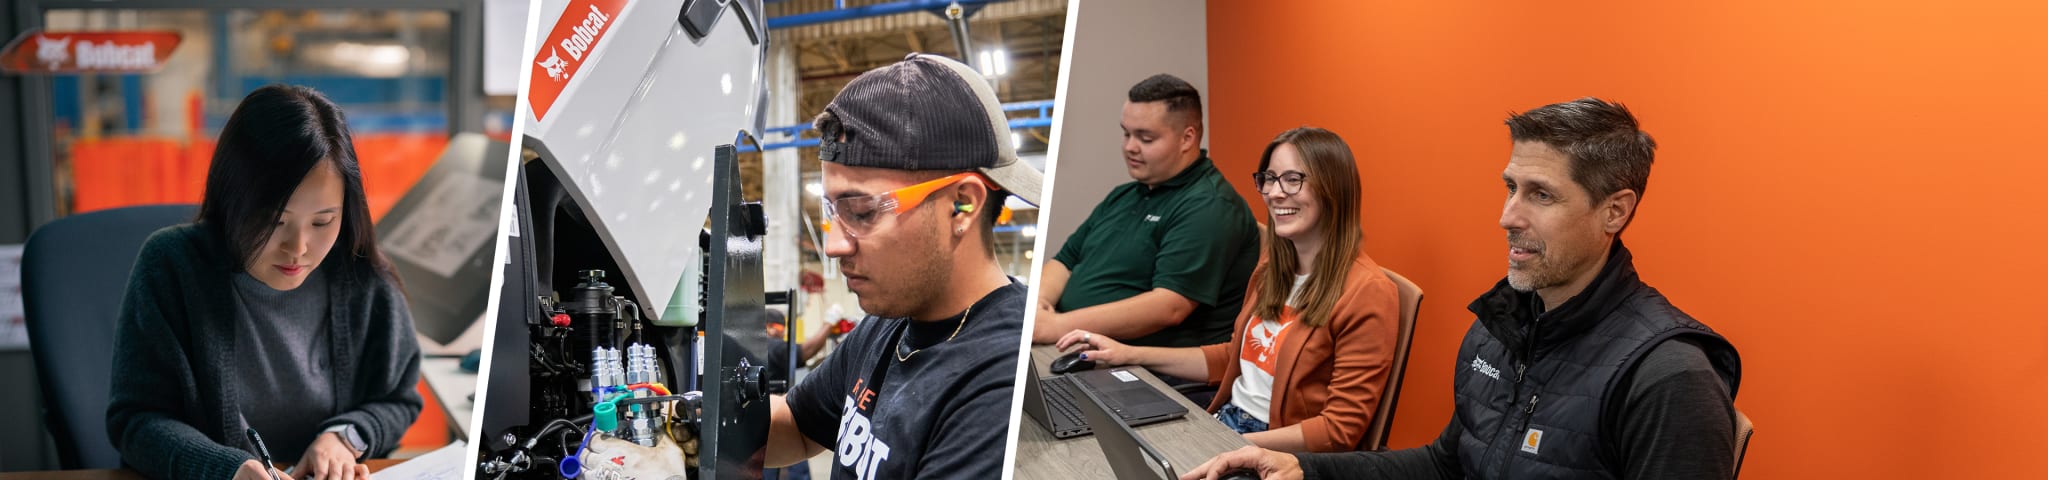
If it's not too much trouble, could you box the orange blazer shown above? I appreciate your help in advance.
[1200,248,1400,452]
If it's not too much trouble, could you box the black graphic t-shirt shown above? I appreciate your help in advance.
[785,279,1024,479]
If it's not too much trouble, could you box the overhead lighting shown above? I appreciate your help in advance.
[804,182,823,197]
[978,47,1009,77]
[324,41,411,77]
[1011,132,1022,149]
[1021,225,1037,238]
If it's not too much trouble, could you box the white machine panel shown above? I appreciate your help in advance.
[522,0,765,323]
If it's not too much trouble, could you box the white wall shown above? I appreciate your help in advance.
[1040,0,1209,256]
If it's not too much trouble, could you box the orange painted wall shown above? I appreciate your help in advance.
[1206,1,2047,477]
[68,133,447,221]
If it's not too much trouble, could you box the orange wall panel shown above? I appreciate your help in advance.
[68,133,445,222]
[398,380,450,450]
[352,134,447,221]
[1207,1,2048,477]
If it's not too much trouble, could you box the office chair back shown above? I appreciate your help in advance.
[22,204,197,469]
[1359,267,1423,451]
[1734,407,1754,478]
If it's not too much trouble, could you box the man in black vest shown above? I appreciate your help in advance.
[1183,98,1742,480]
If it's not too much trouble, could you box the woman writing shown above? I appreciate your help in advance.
[107,85,421,480]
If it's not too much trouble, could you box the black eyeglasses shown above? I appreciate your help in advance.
[1251,171,1308,195]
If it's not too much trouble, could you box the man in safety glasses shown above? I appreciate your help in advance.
[763,53,1043,479]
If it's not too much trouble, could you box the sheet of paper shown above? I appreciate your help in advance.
[372,440,466,480]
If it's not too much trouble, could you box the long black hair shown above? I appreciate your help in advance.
[195,84,399,285]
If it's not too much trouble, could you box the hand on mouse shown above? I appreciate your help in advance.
[1054,329,1138,366]
[1180,446,1301,480]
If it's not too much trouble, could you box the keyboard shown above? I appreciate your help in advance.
[1044,376,1089,427]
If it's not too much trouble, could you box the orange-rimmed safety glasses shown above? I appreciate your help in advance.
[822,172,1006,238]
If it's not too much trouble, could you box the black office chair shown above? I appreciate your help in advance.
[22,204,196,469]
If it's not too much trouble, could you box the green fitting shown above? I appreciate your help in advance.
[593,401,618,432]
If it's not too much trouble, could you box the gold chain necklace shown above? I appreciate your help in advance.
[897,304,971,362]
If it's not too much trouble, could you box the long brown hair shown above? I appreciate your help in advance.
[1251,127,1362,328]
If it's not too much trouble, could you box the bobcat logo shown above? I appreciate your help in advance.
[538,47,567,81]
[1470,356,1501,380]
[36,36,71,69]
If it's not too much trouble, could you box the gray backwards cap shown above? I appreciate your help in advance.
[814,53,1042,207]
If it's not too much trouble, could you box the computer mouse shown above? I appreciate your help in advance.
[1218,469,1260,480]
[460,349,483,373]
[1048,351,1096,374]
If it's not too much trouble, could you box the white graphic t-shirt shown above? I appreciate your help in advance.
[1229,274,1310,423]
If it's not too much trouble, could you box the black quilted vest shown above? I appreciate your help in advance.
[1451,242,1740,479]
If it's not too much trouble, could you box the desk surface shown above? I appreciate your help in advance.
[1013,345,1248,480]
[419,356,476,440]
[0,459,405,480]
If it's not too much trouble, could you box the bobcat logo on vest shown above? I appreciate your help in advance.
[1522,428,1543,454]
[1470,356,1501,380]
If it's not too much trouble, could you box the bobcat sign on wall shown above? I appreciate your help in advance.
[0,30,181,74]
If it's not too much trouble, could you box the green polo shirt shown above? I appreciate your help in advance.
[1052,155,1260,348]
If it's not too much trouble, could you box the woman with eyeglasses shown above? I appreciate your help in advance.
[1055,127,1400,452]
[107,85,420,480]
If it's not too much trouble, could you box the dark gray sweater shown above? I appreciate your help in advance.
[107,224,421,480]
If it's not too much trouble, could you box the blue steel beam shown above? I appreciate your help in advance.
[767,0,1010,29]
[742,116,1047,152]
[741,99,1052,152]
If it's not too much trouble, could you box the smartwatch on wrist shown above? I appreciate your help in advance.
[323,424,369,460]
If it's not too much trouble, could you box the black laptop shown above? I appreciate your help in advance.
[1022,352,1188,439]
[1077,380,1179,479]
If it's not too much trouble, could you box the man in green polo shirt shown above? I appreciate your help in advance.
[1032,74,1260,356]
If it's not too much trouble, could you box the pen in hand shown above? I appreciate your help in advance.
[245,428,285,480]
